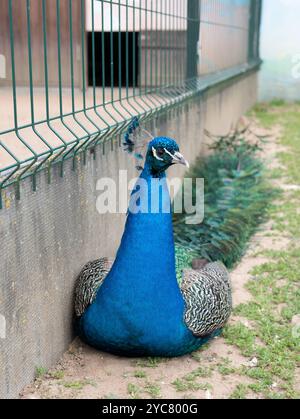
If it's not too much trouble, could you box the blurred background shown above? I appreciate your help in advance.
[259,0,300,101]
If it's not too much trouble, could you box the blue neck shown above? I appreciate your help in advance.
[107,163,179,294]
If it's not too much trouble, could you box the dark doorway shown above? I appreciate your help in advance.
[87,32,139,87]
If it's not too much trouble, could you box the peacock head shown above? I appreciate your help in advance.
[146,137,189,177]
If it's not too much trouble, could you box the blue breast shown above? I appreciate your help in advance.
[78,166,218,356]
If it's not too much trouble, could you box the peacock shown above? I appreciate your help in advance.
[74,119,232,357]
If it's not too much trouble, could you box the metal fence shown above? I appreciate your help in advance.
[0,0,262,208]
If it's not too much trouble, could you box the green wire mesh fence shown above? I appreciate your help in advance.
[0,0,262,208]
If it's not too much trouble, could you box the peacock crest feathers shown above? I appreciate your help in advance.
[123,117,154,171]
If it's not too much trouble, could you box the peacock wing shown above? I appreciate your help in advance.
[74,257,113,317]
[181,262,232,337]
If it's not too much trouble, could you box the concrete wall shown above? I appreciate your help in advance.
[0,71,258,399]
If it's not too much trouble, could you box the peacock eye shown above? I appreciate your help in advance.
[156,147,164,157]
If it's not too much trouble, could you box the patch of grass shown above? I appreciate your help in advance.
[217,358,236,376]
[172,377,213,393]
[225,249,300,397]
[135,357,165,368]
[102,393,120,399]
[229,384,249,399]
[269,99,286,107]
[35,367,48,379]
[250,103,278,128]
[133,370,147,379]
[49,370,64,380]
[224,102,300,399]
[267,167,282,179]
[144,382,161,399]
[183,366,212,381]
[171,366,213,393]
[223,323,257,357]
[127,383,141,399]
[172,378,203,393]
[62,381,85,390]
[62,379,96,390]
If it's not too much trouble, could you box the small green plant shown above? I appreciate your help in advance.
[230,384,249,399]
[172,378,202,393]
[133,370,147,379]
[217,358,236,376]
[135,357,165,368]
[102,393,120,399]
[269,99,286,107]
[144,382,161,399]
[62,381,85,390]
[183,366,212,381]
[127,383,141,399]
[223,323,257,357]
[62,379,96,390]
[35,366,48,379]
[49,370,64,380]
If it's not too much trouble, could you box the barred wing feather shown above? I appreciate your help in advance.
[74,258,113,317]
[181,262,232,337]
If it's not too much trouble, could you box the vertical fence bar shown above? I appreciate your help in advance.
[157,0,168,108]
[131,0,146,115]
[138,0,151,118]
[108,0,126,150]
[78,0,103,160]
[186,0,200,80]
[151,0,164,110]
[118,0,132,118]
[41,0,67,180]
[68,0,93,169]
[99,0,119,152]
[9,0,38,199]
[127,0,141,116]
[56,0,81,174]
[144,0,158,116]
[91,0,115,155]
[26,0,52,191]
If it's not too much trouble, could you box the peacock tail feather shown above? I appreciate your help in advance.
[175,244,197,285]
[173,134,276,269]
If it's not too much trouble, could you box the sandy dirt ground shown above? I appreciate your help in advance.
[20,119,293,399]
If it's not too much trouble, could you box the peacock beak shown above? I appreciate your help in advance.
[172,151,190,168]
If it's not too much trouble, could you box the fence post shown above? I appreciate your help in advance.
[186,0,200,80]
[255,0,263,59]
[248,0,262,63]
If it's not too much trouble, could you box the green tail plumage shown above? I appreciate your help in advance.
[174,130,277,270]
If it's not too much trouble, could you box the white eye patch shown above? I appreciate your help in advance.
[164,148,175,159]
[152,146,164,161]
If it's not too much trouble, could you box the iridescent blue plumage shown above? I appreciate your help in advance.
[75,133,232,357]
